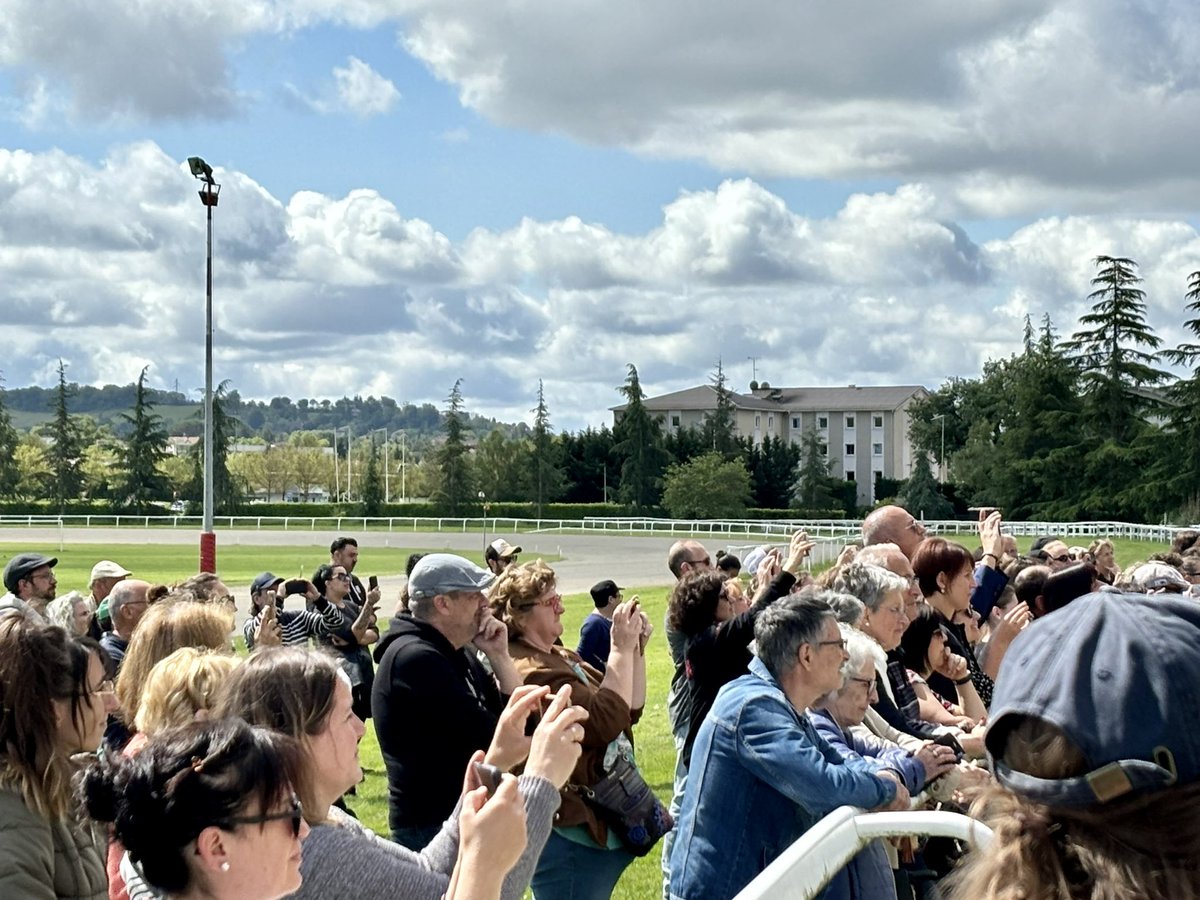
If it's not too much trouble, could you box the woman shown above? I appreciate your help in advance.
[1086,539,1118,584]
[112,599,235,750]
[48,591,95,636]
[810,627,958,900]
[492,560,651,900]
[0,618,116,899]
[312,563,377,720]
[84,718,308,900]
[898,608,986,725]
[912,538,994,708]
[714,551,741,582]
[109,648,241,899]
[214,645,584,900]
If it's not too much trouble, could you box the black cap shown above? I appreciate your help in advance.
[251,572,284,595]
[590,579,623,607]
[3,553,58,594]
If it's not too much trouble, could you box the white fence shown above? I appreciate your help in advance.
[734,807,993,900]
[0,514,1187,546]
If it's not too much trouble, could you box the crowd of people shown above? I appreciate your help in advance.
[1,518,1199,899]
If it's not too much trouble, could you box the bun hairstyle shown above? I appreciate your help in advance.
[82,718,302,895]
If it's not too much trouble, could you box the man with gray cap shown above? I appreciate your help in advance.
[371,553,523,849]
[89,559,132,633]
[0,552,58,622]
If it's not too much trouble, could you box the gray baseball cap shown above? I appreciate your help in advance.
[987,592,1200,807]
[3,553,58,594]
[407,554,495,601]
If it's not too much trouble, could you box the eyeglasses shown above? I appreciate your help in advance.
[816,638,847,651]
[847,676,877,692]
[880,605,908,618]
[687,556,712,567]
[89,679,115,695]
[1049,554,1071,563]
[222,794,304,838]
[332,574,351,582]
[532,591,562,608]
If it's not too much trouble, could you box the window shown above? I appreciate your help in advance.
[872,442,884,456]
[819,442,828,456]
[817,415,828,429]
[671,415,681,428]
[845,443,856,455]
[791,416,801,429]
[845,415,855,429]
[755,415,761,428]
[873,415,884,428]
[846,470,856,481]
[768,415,774,429]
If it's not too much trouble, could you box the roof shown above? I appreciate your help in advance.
[613,383,927,413]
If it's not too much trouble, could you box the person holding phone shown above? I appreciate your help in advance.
[242,572,357,651]
[313,563,380,720]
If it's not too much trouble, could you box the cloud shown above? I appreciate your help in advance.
[332,56,400,118]
[3,142,1200,430]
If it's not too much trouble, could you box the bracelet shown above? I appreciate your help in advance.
[954,675,973,685]
[983,553,999,562]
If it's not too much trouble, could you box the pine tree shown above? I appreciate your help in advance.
[1155,270,1200,512]
[897,453,952,519]
[792,429,839,510]
[434,379,474,515]
[1062,255,1172,444]
[184,381,243,514]
[0,375,19,498]
[45,360,83,510]
[701,359,739,459]
[530,380,565,516]
[360,439,384,516]
[613,365,667,509]
[118,366,169,511]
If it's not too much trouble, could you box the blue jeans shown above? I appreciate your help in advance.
[661,728,688,899]
[532,829,635,900]
[390,823,441,851]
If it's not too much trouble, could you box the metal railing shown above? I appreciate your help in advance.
[734,807,993,900]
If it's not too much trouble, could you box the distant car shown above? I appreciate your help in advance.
[170,500,186,513]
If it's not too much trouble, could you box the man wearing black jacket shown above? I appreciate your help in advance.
[371,553,522,850]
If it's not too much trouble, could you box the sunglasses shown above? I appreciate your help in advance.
[222,794,304,838]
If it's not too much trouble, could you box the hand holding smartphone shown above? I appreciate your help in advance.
[471,760,504,799]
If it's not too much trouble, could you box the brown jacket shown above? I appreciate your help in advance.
[508,638,643,847]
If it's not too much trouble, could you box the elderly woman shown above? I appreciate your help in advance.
[47,591,95,636]
[912,538,994,708]
[809,626,958,900]
[216,646,583,900]
[491,560,651,900]
[0,619,116,899]
[85,718,308,900]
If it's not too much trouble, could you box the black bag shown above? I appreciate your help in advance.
[575,752,673,856]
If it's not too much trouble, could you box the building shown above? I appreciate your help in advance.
[612,383,929,506]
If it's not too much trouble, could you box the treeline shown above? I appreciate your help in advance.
[908,256,1200,523]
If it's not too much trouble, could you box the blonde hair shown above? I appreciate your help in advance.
[134,648,239,735]
[116,600,234,731]
[948,716,1200,899]
[489,559,557,637]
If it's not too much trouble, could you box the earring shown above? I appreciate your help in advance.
[220,862,231,872]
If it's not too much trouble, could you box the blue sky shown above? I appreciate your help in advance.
[2,1,1200,431]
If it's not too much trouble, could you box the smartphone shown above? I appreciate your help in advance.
[471,761,503,798]
[283,579,307,596]
[368,575,379,591]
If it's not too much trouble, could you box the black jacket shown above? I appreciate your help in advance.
[371,615,505,832]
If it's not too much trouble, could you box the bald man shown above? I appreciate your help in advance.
[861,505,927,559]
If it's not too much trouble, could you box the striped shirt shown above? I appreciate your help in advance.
[243,598,351,649]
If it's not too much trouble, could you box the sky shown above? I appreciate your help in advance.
[3,0,1200,432]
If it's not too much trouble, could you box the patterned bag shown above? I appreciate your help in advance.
[574,751,673,856]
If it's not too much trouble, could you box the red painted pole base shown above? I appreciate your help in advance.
[200,531,217,574]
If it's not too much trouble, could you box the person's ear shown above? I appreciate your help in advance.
[193,825,232,875]
[936,572,948,594]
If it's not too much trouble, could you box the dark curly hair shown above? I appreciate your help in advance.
[667,570,726,637]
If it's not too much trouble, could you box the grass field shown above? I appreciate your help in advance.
[9,534,1173,898]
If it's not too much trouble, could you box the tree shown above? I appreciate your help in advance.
[1062,256,1172,444]
[80,442,122,500]
[897,453,953,519]
[184,381,243,513]
[1152,269,1200,514]
[45,360,82,509]
[530,380,566,516]
[661,452,752,519]
[700,359,739,458]
[792,429,840,510]
[746,435,802,508]
[0,377,20,497]
[117,367,169,511]
[613,365,667,509]
[360,440,385,516]
[474,429,528,502]
[14,437,53,500]
[560,426,616,503]
[434,379,474,515]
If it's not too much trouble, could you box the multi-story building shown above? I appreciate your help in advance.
[612,383,928,506]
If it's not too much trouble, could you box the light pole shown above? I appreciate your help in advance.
[479,491,488,552]
[332,426,350,501]
[399,432,407,502]
[189,157,220,573]
[371,428,390,502]
[932,414,947,482]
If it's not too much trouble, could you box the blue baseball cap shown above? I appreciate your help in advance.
[987,591,1200,807]
[407,554,495,601]
[251,572,284,595]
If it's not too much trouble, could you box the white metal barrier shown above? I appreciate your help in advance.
[733,807,993,900]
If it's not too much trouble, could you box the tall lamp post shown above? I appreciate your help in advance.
[932,414,947,482]
[189,157,220,573]
[370,428,390,502]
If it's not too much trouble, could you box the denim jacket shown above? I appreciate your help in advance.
[669,657,898,900]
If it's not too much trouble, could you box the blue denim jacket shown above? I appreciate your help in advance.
[669,657,898,900]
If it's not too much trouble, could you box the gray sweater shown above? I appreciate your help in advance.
[286,774,561,900]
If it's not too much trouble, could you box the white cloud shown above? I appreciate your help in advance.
[3,142,1200,430]
[332,56,400,118]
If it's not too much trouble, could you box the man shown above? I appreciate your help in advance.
[483,538,521,575]
[1037,538,1073,571]
[669,595,908,900]
[862,504,927,560]
[371,553,522,849]
[1014,563,1053,618]
[241,572,358,649]
[90,559,132,633]
[0,553,58,622]
[576,578,624,672]
[99,579,151,680]
[329,536,382,611]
